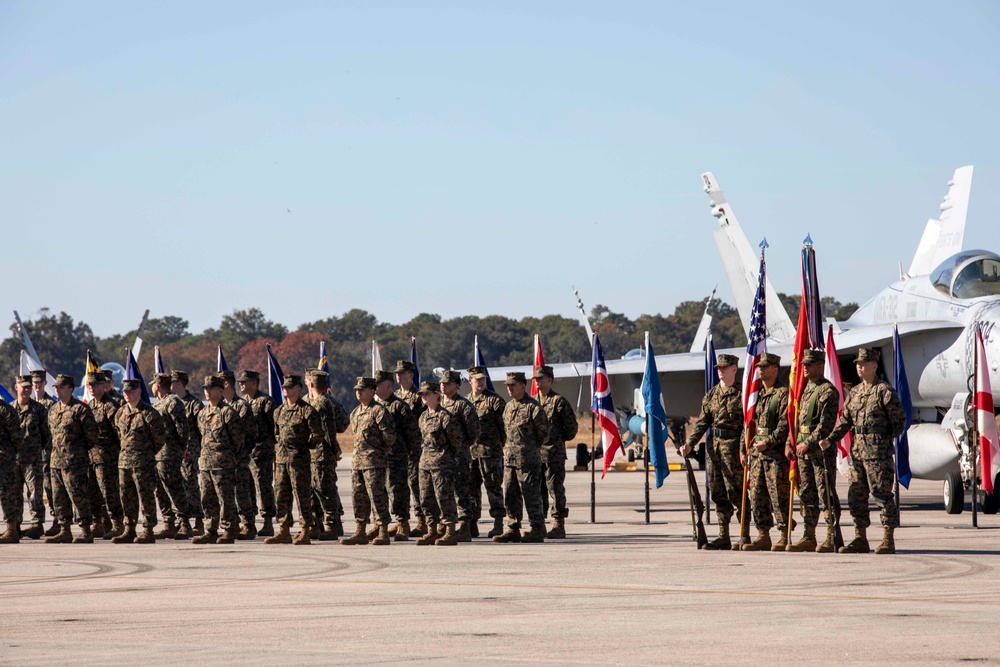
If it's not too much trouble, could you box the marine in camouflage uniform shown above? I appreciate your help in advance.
[86,372,125,537]
[266,374,325,545]
[0,397,25,542]
[826,347,907,554]
[193,375,245,544]
[150,373,193,539]
[46,375,99,543]
[304,369,349,540]
[342,376,397,546]
[172,370,206,531]
[414,381,461,546]
[740,354,792,552]
[218,370,259,539]
[14,375,50,539]
[683,353,744,550]
[534,365,578,539]
[394,360,427,533]
[239,370,278,536]
[374,369,420,540]
[440,369,480,541]
[467,366,506,538]
[495,371,550,543]
[30,370,58,536]
[788,349,840,553]
[114,379,165,543]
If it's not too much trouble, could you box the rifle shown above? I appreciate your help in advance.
[822,453,844,549]
[684,456,709,549]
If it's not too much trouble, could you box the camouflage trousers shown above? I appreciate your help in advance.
[470,457,504,521]
[419,466,457,526]
[18,455,45,525]
[387,456,410,521]
[120,465,158,529]
[352,468,390,526]
[275,461,313,529]
[407,452,424,520]
[251,455,277,519]
[0,455,23,526]
[52,465,92,527]
[235,460,257,526]
[795,452,838,529]
[539,459,568,519]
[155,460,192,521]
[42,445,55,516]
[708,439,743,524]
[89,461,124,522]
[503,463,544,528]
[311,457,341,528]
[848,455,898,529]
[748,455,790,532]
[181,448,204,520]
[454,454,475,522]
[200,467,238,533]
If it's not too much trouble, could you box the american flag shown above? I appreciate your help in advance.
[592,333,624,477]
[742,241,768,431]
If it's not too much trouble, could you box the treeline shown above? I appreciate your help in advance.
[1,296,856,407]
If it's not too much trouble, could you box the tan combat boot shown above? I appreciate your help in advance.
[771,527,789,551]
[192,529,219,545]
[292,526,311,545]
[874,526,895,555]
[216,529,237,544]
[704,522,731,551]
[786,526,817,552]
[741,529,771,551]
[365,522,380,540]
[547,517,567,539]
[264,524,293,544]
[134,527,155,544]
[73,524,94,544]
[258,517,275,537]
[174,518,193,540]
[317,524,339,541]
[46,524,73,543]
[815,526,837,553]
[435,523,458,546]
[371,524,391,546]
[92,518,106,539]
[410,516,427,537]
[192,518,205,536]
[112,524,137,544]
[487,517,504,538]
[104,518,125,540]
[22,522,44,540]
[394,519,410,542]
[155,518,177,539]
[415,523,438,545]
[44,517,61,537]
[0,523,20,544]
[454,520,472,543]
[838,525,870,553]
[492,525,521,543]
[341,522,369,545]
[521,523,545,543]
[238,522,257,540]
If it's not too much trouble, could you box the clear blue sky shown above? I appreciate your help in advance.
[3,2,998,338]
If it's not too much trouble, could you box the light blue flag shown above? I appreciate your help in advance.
[641,333,670,487]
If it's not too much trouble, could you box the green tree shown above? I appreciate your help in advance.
[219,308,287,355]
[0,309,97,380]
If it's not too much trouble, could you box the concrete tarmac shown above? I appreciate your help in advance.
[2,459,999,666]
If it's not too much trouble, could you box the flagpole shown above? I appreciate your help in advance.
[893,323,902,528]
[590,412,596,523]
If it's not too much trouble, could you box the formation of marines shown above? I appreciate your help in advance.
[0,361,576,547]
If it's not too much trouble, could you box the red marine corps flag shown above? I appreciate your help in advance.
[530,334,545,397]
[975,324,1000,494]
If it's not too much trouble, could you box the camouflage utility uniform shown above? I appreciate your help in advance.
[468,389,506,525]
[349,401,396,528]
[197,402,244,534]
[49,398,99,528]
[274,397,325,531]
[305,392,349,532]
[115,401,164,531]
[377,393,420,526]
[395,383,426,525]
[501,392,550,534]
[0,402,25,531]
[418,406,462,527]
[441,392,480,527]
[245,390,278,522]
[795,377,840,532]
[747,384,790,538]
[88,393,124,525]
[537,388,577,521]
[179,390,205,521]
[227,393,259,531]
[16,398,50,528]
[153,393,192,523]
[687,383,744,525]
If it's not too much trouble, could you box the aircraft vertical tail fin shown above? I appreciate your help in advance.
[906,166,974,278]
[702,172,796,342]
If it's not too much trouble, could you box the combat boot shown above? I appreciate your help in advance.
[104,518,125,540]
[134,527,155,544]
[216,529,236,544]
[416,523,438,545]
[238,522,257,540]
[0,524,20,543]
[704,522,731,551]
[394,519,410,542]
[73,524,94,544]
[292,526,311,545]
[310,523,320,539]
[192,518,205,536]
[771,532,789,552]
[46,524,73,543]
[874,526,895,555]
[264,525,293,544]
[469,519,479,538]
[44,518,61,537]
[334,515,344,537]
[838,525,870,554]
[174,518,193,540]
[341,522,369,546]
[192,530,219,545]
[741,529,771,551]
[815,526,837,553]
[786,526,817,552]
[91,519,105,539]
[521,523,545,543]
[371,524,391,546]
[492,526,521,543]
[155,518,177,539]
[435,524,458,546]
[112,524,136,543]
[22,522,43,540]
[410,516,427,537]
[258,517,275,537]
[455,520,472,543]
[365,522,380,540]
[546,517,566,540]
[318,524,339,541]
[487,517,504,538]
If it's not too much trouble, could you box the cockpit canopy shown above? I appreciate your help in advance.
[930,250,1000,299]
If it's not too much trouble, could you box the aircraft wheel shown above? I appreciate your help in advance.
[944,471,964,515]
[982,473,1000,515]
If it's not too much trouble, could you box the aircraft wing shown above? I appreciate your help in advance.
[907,166,974,278]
